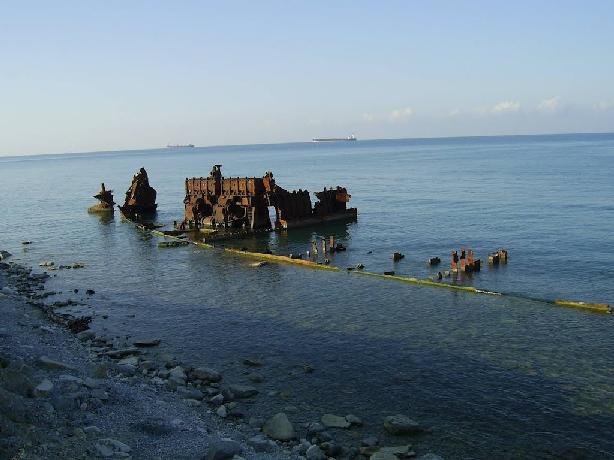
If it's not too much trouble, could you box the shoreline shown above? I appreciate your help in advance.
[0,258,441,460]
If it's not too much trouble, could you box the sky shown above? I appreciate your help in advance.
[1,0,614,156]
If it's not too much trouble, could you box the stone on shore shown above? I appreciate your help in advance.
[205,440,243,460]
[383,414,424,435]
[346,414,363,426]
[105,348,140,359]
[0,251,12,261]
[247,434,277,452]
[306,445,327,460]
[34,379,54,397]
[227,384,258,399]
[263,412,296,441]
[177,386,203,401]
[37,356,75,370]
[361,445,413,458]
[191,366,222,382]
[118,356,139,367]
[216,405,228,418]
[133,338,161,347]
[94,438,132,457]
[321,413,351,428]
[168,366,187,385]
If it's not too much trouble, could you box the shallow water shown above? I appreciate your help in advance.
[1,134,614,458]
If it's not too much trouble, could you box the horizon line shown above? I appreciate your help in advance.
[2,130,614,160]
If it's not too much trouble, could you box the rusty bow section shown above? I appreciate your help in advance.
[180,165,356,231]
[120,167,157,216]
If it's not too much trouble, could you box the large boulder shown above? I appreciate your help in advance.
[263,413,296,441]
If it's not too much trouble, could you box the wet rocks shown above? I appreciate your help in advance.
[0,250,11,261]
[263,412,296,441]
[177,386,203,401]
[132,338,161,348]
[94,438,132,458]
[321,413,351,428]
[105,348,140,359]
[227,384,258,399]
[383,414,424,435]
[168,366,187,385]
[306,445,327,460]
[191,366,222,383]
[37,356,76,370]
[34,379,54,397]
[247,434,276,452]
[205,439,243,460]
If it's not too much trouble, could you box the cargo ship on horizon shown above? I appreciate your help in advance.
[312,135,357,142]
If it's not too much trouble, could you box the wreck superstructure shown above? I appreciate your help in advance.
[181,165,356,231]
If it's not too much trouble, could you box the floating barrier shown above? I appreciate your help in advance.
[553,299,611,314]
[124,214,611,315]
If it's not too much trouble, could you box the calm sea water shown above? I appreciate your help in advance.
[1,134,614,458]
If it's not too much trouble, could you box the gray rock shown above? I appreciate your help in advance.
[383,414,424,435]
[263,412,296,441]
[346,414,363,426]
[417,454,443,460]
[77,330,95,341]
[169,366,187,384]
[0,250,12,260]
[370,451,398,460]
[306,445,327,460]
[362,435,379,447]
[247,434,276,452]
[105,348,140,359]
[133,338,161,347]
[139,360,157,371]
[321,413,351,428]
[177,386,203,400]
[206,440,243,460]
[117,356,139,367]
[115,363,136,377]
[94,438,132,458]
[227,384,258,399]
[216,405,228,418]
[37,356,75,370]
[210,394,225,406]
[83,425,101,435]
[192,366,222,383]
[34,379,54,397]
[305,421,325,435]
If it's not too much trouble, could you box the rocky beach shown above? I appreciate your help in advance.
[0,255,440,460]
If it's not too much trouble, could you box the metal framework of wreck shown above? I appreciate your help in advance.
[181,165,356,231]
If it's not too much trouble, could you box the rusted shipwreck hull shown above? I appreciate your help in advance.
[180,165,357,232]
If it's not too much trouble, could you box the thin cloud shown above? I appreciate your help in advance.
[362,113,375,122]
[593,101,614,111]
[389,107,414,122]
[491,100,520,114]
[536,96,561,113]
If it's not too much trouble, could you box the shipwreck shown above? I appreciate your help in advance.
[180,165,357,233]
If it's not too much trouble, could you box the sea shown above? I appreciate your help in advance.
[1,133,613,458]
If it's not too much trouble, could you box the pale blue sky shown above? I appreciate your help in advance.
[1,1,614,156]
